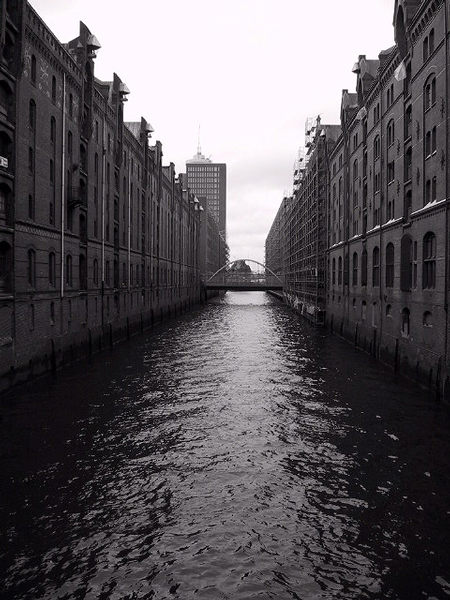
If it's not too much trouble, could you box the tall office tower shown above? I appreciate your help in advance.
[186,145,227,239]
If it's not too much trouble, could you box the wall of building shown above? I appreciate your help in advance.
[266,0,450,399]
[0,1,203,391]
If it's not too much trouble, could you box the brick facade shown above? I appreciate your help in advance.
[0,1,206,389]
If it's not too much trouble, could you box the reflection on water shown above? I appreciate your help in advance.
[1,292,450,599]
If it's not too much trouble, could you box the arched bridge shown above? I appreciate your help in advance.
[205,259,284,292]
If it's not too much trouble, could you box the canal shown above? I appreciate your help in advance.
[1,292,450,600]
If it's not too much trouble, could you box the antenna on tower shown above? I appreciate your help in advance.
[197,124,201,155]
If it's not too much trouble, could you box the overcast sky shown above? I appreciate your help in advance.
[31,0,395,263]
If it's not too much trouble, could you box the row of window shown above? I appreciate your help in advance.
[331,232,436,290]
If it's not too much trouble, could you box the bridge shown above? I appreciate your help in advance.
[205,259,284,292]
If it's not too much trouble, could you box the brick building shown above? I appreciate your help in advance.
[0,1,204,389]
[327,0,449,396]
[266,0,450,397]
[284,118,341,324]
[265,196,289,278]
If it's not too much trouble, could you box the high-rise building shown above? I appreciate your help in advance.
[186,145,227,239]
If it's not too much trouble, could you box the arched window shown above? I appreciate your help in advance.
[66,254,73,287]
[338,256,343,285]
[429,29,435,54]
[29,99,36,130]
[374,136,380,160]
[361,248,368,286]
[69,93,73,117]
[404,190,412,220]
[93,258,99,286]
[28,146,34,173]
[79,254,87,290]
[31,55,36,84]
[424,75,436,110]
[332,257,336,285]
[387,120,395,147]
[353,160,358,181]
[423,232,436,289]
[48,252,56,286]
[401,308,410,336]
[400,235,413,291]
[423,311,433,327]
[51,75,56,103]
[361,300,367,321]
[404,146,412,181]
[372,247,380,287]
[50,116,56,144]
[352,252,358,286]
[105,260,110,286]
[386,243,394,288]
[27,249,36,287]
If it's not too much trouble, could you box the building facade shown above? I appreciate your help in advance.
[186,147,227,240]
[284,118,341,325]
[0,1,203,390]
[266,0,450,398]
[265,196,289,278]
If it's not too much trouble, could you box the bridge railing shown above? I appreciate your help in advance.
[205,273,283,288]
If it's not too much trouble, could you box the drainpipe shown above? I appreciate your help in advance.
[101,117,106,325]
[60,73,66,305]
[128,159,131,292]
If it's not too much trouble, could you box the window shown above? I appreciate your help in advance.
[374,172,381,194]
[68,131,73,155]
[404,147,412,181]
[352,252,358,286]
[49,252,56,286]
[423,232,436,289]
[27,249,36,287]
[361,248,368,286]
[387,161,395,183]
[387,120,395,147]
[29,304,35,331]
[28,147,34,173]
[400,235,413,291]
[363,151,367,178]
[386,304,392,317]
[372,247,380,287]
[332,258,336,285]
[401,308,410,337]
[424,76,436,110]
[353,160,358,181]
[404,190,412,220]
[423,37,429,61]
[431,126,437,154]
[28,194,34,220]
[93,259,99,286]
[66,254,73,287]
[404,105,412,139]
[51,76,56,103]
[50,159,54,184]
[361,301,367,321]
[423,311,433,327]
[425,177,437,204]
[50,301,55,325]
[105,260,110,286]
[69,93,73,117]
[31,55,36,84]
[386,243,394,288]
[50,117,56,144]
[374,136,380,159]
[425,131,432,157]
[338,256,342,285]
[29,99,36,130]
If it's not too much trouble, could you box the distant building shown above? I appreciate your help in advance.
[284,117,341,325]
[186,146,227,239]
[265,196,290,278]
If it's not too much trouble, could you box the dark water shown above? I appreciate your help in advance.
[1,292,450,600]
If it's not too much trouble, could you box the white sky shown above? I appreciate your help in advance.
[31,0,395,263]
